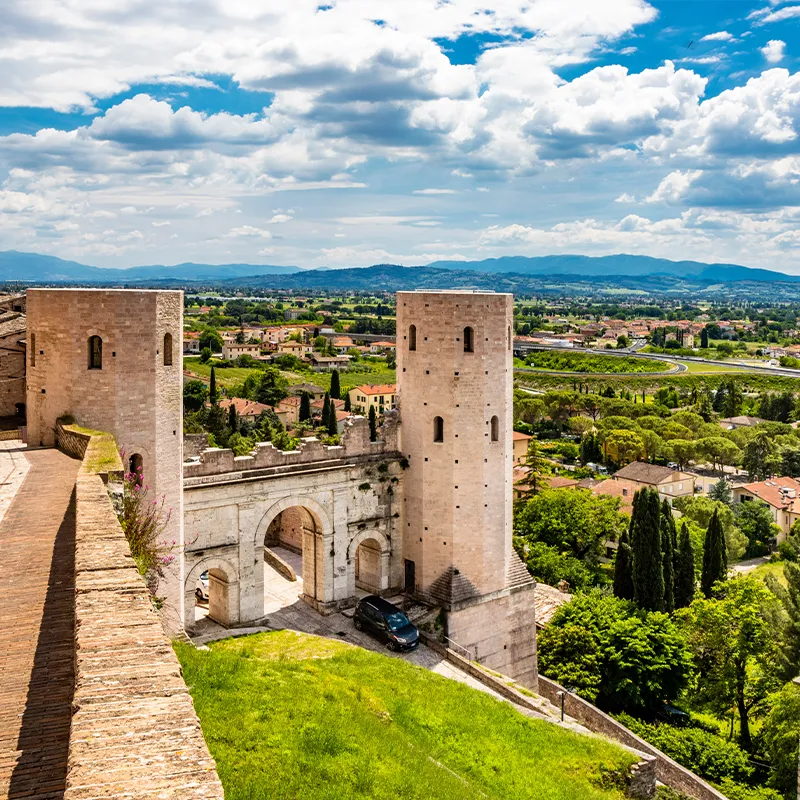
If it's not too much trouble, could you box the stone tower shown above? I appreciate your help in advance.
[397,290,537,686]
[25,289,184,634]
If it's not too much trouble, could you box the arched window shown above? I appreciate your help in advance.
[490,415,499,442]
[408,324,417,351]
[463,326,474,353]
[30,333,35,367]
[129,453,143,485]
[163,333,173,366]
[88,335,103,370]
[433,416,444,443]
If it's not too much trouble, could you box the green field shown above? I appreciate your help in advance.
[521,351,670,374]
[175,630,635,800]
[748,559,788,587]
[184,357,395,394]
[677,361,748,374]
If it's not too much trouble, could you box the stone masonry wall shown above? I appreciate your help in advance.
[537,675,726,800]
[65,437,223,799]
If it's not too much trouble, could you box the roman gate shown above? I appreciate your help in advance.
[181,413,404,632]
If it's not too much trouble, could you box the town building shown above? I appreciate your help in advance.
[719,415,767,430]
[276,340,312,356]
[221,342,262,360]
[512,430,531,464]
[307,353,351,372]
[288,382,325,401]
[734,477,800,538]
[612,461,695,505]
[348,384,397,415]
[0,311,26,419]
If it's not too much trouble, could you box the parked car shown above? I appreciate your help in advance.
[196,570,209,601]
[353,595,419,651]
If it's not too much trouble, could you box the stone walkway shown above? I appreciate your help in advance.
[0,441,30,528]
[0,447,80,800]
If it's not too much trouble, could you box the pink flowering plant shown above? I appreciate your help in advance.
[118,449,175,593]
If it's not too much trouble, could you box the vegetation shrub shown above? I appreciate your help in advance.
[615,714,752,784]
[523,351,668,374]
[515,539,592,591]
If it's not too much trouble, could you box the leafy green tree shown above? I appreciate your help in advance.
[679,576,782,749]
[522,439,549,495]
[668,439,696,469]
[698,436,742,474]
[674,495,747,562]
[183,379,208,412]
[631,488,665,612]
[226,432,254,456]
[200,346,212,363]
[766,557,800,677]
[742,429,781,481]
[514,540,591,591]
[539,591,692,712]
[661,500,676,613]
[580,430,603,464]
[368,405,377,441]
[701,509,727,597]
[330,369,341,400]
[299,392,311,422]
[199,327,223,353]
[708,477,732,505]
[209,366,218,405]
[674,522,696,609]
[760,682,800,796]
[604,428,644,465]
[254,367,289,406]
[613,529,634,600]
[515,488,627,566]
[736,501,779,557]
[326,399,338,437]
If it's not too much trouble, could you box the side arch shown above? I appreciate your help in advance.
[184,555,240,629]
[346,527,391,562]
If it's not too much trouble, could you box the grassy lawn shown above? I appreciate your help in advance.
[748,559,788,587]
[677,361,748,374]
[183,357,260,387]
[175,630,635,800]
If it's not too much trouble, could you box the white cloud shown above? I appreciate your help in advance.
[700,31,734,42]
[752,4,800,24]
[412,188,457,194]
[615,192,636,203]
[226,225,272,239]
[761,40,786,63]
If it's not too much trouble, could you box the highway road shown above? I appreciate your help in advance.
[513,341,800,378]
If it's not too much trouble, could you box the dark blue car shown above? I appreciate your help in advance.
[353,595,419,651]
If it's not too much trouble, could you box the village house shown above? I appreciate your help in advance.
[348,383,397,415]
[307,353,351,372]
[612,461,695,506]
[221,342,262,360]
[719,415,767,430]
[276,340,312,356]
[369,340,397,354]
[513,430,532,464]
[733,477,800,539]
[330,336,354,353]
[183,337,201,355]
[288,383,325,401]
[276,395,303,424]
[218,397,272,419]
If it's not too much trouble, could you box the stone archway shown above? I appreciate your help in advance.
[255,496,333,613]
[348,529,391,596]
[184,556,239,630]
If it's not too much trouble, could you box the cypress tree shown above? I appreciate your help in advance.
[209,366,218,404]
[631,488,665,612]
[674,521,696,608]
[613,529,635,600]
[368,405,378,442]
[327,402,338,437]
[228,403,237,433]
[330,370,341,400]
[344,392,351,412]
[700,327,709,348]
[701,509,727,597]
[299,392,311,422]
[321,391,331,428]
[660,500,676,613]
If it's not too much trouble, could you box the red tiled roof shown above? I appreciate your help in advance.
[739,477,800,511]
[353,384,396,395]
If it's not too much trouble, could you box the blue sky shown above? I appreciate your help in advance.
[2,0,800,271]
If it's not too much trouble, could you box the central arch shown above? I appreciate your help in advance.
[254,495,333,612]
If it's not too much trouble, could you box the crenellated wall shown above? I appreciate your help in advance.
[183,411,399,481]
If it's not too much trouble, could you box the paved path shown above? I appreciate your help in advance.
[0,447,80,800]
[0,442,29,528]
[732,555,771,574]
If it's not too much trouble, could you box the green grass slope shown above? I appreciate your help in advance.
[175,630,636,800]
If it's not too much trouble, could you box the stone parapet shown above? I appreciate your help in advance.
[65,432,223,800]
[183,411,399,479]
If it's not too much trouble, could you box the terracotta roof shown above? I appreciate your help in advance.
[278,396,303,408]
[534,583,572,627]
[353,384,396,395]
[613,461,681,485]
[218,398,271,417]
[0,312,26,339]
[512,431,532,442]
[738,477,800,511]
[289,383,325,395]
[587,478,639,513]
[311,398,345,410]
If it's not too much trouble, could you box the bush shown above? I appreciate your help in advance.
[615,714,752,783]
[515,540,592,590]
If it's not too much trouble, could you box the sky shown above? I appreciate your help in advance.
[3,1,800,272]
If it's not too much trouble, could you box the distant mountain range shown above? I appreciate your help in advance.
[3,249,800,293]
